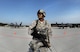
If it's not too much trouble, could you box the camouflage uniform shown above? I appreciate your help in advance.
[28,20,52,52]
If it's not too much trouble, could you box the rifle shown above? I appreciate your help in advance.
[37,29,52,52]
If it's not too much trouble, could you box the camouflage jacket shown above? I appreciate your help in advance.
[28,20,52,38]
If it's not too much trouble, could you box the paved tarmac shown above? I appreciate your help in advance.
[0,27,80,52]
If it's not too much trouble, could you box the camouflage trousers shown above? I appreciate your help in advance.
[29,39,48,52]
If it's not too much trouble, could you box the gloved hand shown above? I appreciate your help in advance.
[47,42,51,47]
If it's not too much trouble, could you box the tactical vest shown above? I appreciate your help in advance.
[31,20,48,40]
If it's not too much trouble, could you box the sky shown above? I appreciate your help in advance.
[0,0,80,25]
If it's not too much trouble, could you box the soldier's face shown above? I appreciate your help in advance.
[37,13,44,19]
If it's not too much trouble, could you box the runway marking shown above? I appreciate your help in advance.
[1,34,32,39]
[0,32,79,39]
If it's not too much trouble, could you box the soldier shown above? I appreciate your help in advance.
[28,9,52,52]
